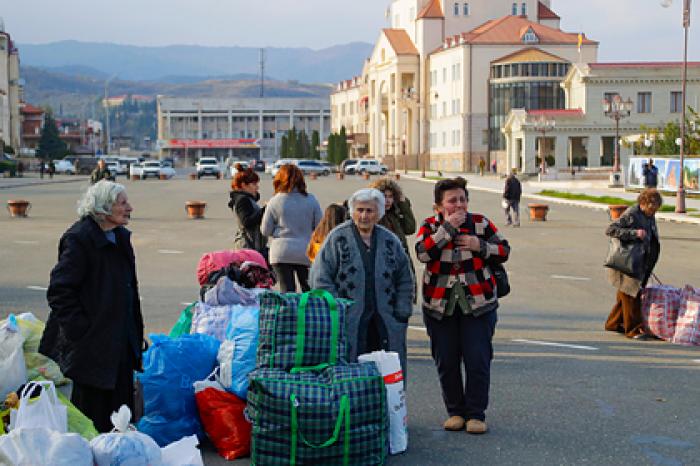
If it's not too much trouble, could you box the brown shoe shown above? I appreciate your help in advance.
[466,419,488,434]
[443,416,466,431]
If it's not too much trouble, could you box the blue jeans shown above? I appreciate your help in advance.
[505,200,520,225]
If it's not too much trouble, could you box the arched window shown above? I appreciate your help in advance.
[463,3,469,16]
[454,2,460,16]
[512,3,518,15]
[521,2,527,16]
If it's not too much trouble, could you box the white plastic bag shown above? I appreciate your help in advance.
[90,405,163,466]
[358,350,408,455]
[0,314,28,399]
[0,427,93,466]
[10,380,68,433]
[161,435,204,466]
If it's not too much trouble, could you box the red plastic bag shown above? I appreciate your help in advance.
[196,249,267,286]
[195,386,251,460]
[641,285,681,340]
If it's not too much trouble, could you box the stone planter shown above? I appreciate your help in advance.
[189,173,197,180]
[309,173,318,180]
[528,203,549,221]
[362,173,370,180]
[132,174,141,180]
[185,201,207,219]
[336,173,345,180]
[393,173,401,180]
[608,204,629,220]
[217,173,223,180]
[159,174,168,180]
[7,200,31,217]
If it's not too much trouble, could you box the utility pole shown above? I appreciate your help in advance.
[260,48,266,98]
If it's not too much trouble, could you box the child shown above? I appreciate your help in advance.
[306,203,347,262]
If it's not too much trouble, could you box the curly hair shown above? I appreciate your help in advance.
[77,180,125,220]
[434,177,468,204]
[273,164,307,195]
[638,188,663,208]
[231,163,260,190]
[369,178,403,205]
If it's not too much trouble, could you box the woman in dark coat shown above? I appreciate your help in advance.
[605,188,662,339]
[39,180,144,432]
[228,164,268,262]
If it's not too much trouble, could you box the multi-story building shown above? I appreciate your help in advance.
[157,97,331,163]
[0,24,22,152]
[21,104,102,155]
[332,0,599,172]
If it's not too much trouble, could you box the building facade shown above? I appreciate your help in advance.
[157,97,331,163]
[0,25,22,151]
[331,0,599,172]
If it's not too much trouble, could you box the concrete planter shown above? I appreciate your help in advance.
[159,174,168,180]
[393,173,401,180]
[7,200,31,217]
[185,201,207,219]
[608,205,628,220]
[310,173,318,180]
[132,174,141,180]
[189,173,197,180]
[528,203,549,221]
[362,173,370,180]
[336,173,345,180]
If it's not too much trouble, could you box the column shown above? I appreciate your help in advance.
[289,110,294,131]
[523,133,538,174]
[319,110,325,150]
[554,135,568,169]
[197,108,203,139]
[587,134,602,167]
[504,131,512,174]
[274,117,279,159]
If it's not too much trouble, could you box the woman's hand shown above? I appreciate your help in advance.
[446,210,466,228]
[455,235,481,252]
[636,229,646,240]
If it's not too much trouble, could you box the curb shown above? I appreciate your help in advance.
[0,177,90,190]
[401,173,700,226]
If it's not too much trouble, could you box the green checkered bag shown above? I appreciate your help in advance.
[248,363,388,466]
[257,290,351,372]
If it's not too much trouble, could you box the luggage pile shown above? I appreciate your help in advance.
[642,284,700,345]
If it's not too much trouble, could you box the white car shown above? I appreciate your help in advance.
[196,157,221,178]
[140,160,176,179]
[296,160,330,176]
[118,157,140,175]
[129,163,143,178]
[54,159,76,175]
[348,159,386,175]
[105,161,120,177]
[228,160,250,178]
[270,159,297,177]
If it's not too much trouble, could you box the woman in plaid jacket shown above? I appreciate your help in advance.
[415,177,509,435]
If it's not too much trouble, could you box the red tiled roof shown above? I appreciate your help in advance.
[417,0,444,19]
[383,29,419,55]
[528,109,584,117]
[589,62,700,69]
[21,104,45,115]
[538,2,560,20]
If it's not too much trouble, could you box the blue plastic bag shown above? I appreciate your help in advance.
[218,305,259,399]
[136,333,220,447]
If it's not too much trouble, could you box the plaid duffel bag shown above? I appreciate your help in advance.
[257,290,351,372]
[247,363,388,466]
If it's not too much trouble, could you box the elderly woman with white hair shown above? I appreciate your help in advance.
[39,180,145,432]
[310,188,414,373]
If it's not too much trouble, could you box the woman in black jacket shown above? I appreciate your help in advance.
[228,163,268,262]
[39,180,144,432]
[604,188,662,339]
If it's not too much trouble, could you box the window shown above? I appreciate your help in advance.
[521,2,527,15]
[454,2,459,15]
[671,91,682,113]
[637,92,652,113]
[512,3,517,15]
[454,63,461,80]
[443,102,447,116]
[443,68,447,83]
[442,132,447,146]
[463,3,469,16]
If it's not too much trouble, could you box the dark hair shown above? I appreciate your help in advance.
[638,188,662,208]
[273,164,307,195]
[307,204,347,258]
[370,178,403,207]
[231,163,259,190]
[434,177,468,205]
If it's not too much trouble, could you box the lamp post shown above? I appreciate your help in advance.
[602,95,633,186]
[103,75,116,154]
[662,0,691,213]
[396,87,419,175]
[533,115,555,176]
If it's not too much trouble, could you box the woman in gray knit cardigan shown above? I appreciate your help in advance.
[261,163,322,292]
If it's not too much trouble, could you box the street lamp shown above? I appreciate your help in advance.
[396,87,419,175]
[533,115,555,176]
[662,0,691,213]
[602,95,633,185]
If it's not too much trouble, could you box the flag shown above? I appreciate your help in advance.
[577,33,583,53]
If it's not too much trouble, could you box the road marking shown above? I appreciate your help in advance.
[27,285,48,291]
[550,275,592,281]
[158,249,184,254]
[693,359,700,364]
[512,339,598,351]
[181,302,195,306]
[408,325,426,333]
[14,240,39,245]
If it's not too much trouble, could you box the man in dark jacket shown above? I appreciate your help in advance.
[39,180,144,432]
[642,158,658,188]
[503,170,522,227]
[90,159,113,184]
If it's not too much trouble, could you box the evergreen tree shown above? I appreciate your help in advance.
[288,128,298,157]
[295,130,304,159]
[37,113,68,160]
[327,133,336,164]
[299,130,310,159]
[280,135,289,157]
[311,130,320,160]
[338,126,349,164]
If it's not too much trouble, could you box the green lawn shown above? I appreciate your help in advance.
[537,190,697,213]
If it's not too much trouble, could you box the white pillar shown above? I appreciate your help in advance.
[504,131,512,174]
[523,133,538,174]
[587,134,602,167]
[555,135,568,169]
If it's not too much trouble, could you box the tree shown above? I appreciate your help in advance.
[338,126,349,163]
[311,130,320,160]
[37,113,68,160]
[327,133,337,164]
[299,130,310,159]
[287,128,297,157]
[637,106,700,156]
[295,130,304,159]
[280,135,289,157]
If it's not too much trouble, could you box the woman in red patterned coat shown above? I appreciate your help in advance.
[415,177,509,435]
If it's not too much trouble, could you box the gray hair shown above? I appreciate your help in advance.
[77,180,126,220]
[347,188,385,218]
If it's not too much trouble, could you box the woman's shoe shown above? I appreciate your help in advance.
[466,419,488,434]
[443,416,466,431]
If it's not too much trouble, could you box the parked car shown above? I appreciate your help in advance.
[253,160,266,172]
[296,160,330,176]
[140,160,174,179]
[340,158,361,174]
[105,161,120,177]
[54,158,76,175]
[196,157,221,178]
[129,163,143,178]
[271,159,297,177]
[319,161,337,173]
[73,157,98,175]
[228,160,250,178]
[0,153,17,176]
[348,159,386,175]
[118,157,140,175]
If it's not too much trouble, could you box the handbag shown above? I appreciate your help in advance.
[604,237,645,278]
[10,381,68,433]
[490,262,510,298]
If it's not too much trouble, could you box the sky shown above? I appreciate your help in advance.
[2,0,698,61]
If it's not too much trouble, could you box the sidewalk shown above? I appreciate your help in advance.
[402,170,700,226]
[0,173,90,190]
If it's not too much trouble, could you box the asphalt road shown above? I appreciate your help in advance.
[1,173,699,465]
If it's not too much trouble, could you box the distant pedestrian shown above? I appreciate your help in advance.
[491,159,497,174]
[91,159,113,184]
[642,158,658,188]
[478,157,486,176]
[307,203,347,263]
[604,189,661,340]
[229,163,268,263]
[503,170,522,227]
[261,163,322,292]
[39,160,45,179]
[48,160,56,179]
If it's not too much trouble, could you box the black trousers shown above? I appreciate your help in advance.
[272,263,310,293]
[424,310,497,421]
[71,351,136,433]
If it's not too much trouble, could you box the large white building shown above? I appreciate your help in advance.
[332,0,597,172]
[0,22,22,152]
[157,97,331,162]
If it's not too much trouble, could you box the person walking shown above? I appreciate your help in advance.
[310,188,414,374]
[228,163,268,263]
[604,189,662,339]
[39,180,144,432]
[415,177,510,435]
[306,203,347,263]
[261,163,322,292]
[503,170,522,227]
[91,159,113,184]
[39,159,45,179]
[48,160,56,179]
[642,158,659,188]
[478,157,486,176]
